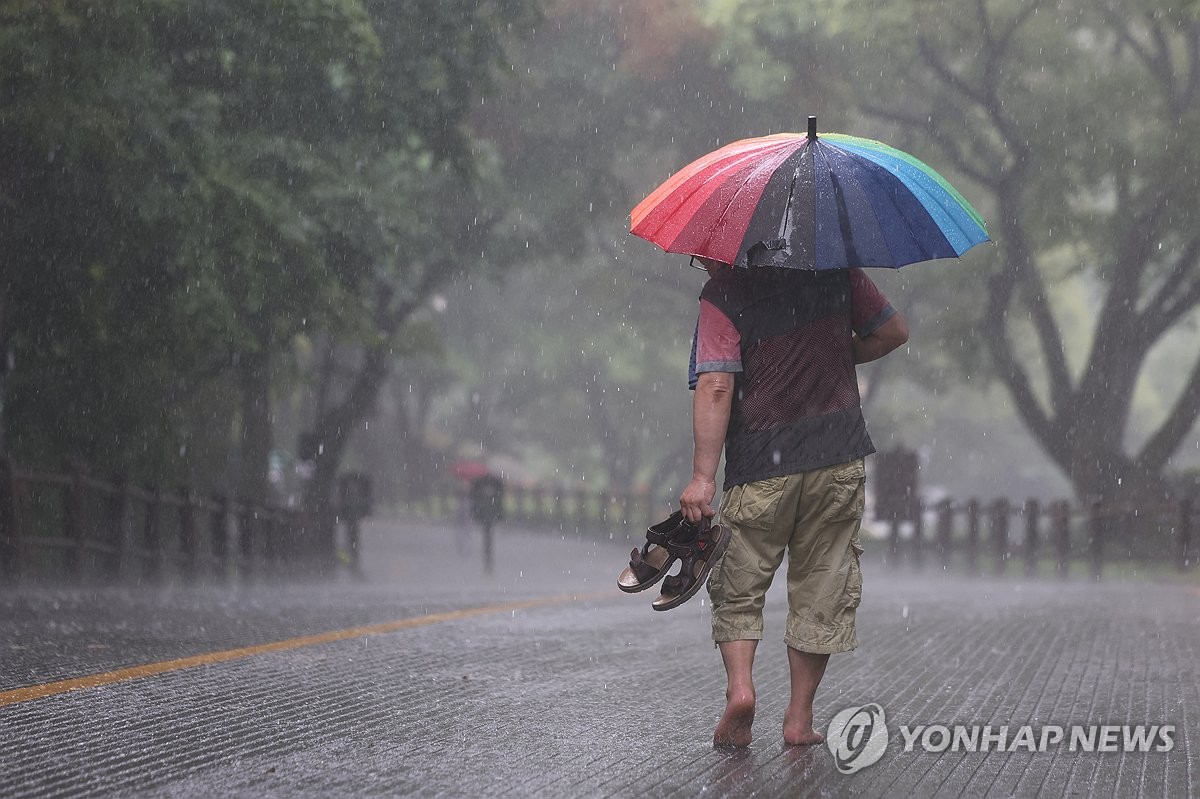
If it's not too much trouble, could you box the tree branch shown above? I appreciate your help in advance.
[1138,350,1200,474]
[860,103,997,187]
[1184,22,1200,112]
[1141,238,1200,341]
[985,306,1061,456]
[984,256,1062,459]
[1016,248,1074,410]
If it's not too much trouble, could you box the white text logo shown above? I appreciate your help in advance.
[898,724,1175,753]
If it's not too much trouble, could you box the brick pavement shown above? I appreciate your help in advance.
[0,518,1197,798]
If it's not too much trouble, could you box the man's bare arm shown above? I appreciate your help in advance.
[852,312,908,364]
[679,371,734,522]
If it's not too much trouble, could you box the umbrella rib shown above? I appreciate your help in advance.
[706,150,800,259]
[637,141,796,248]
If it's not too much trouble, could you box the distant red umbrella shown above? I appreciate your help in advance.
[451,460,490,481]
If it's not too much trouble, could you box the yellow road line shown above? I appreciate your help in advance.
[0,591,609,708]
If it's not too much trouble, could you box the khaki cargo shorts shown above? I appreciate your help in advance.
[707,459,866,654]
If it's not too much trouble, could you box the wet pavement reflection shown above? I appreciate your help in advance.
[1,519,1196,797]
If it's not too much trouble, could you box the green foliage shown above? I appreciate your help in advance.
[0,0,536,490]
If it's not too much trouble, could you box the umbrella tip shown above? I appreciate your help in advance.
[808,116,817,141]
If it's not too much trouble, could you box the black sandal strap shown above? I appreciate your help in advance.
[646,511,685,546]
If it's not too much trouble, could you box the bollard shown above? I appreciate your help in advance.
[1023,499,1040,577]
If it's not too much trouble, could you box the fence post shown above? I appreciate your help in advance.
[505,485,521,525]
[1023,499,1040,577]
[936,499,953,570]
[552,487,566,531]
[544,486,557,526]
[211,495,230,582]
[264,507,282,577]
[966,499,980,574]
[990,498,1010,575]
[238,502,255,583]
[107,474,132,583]
[1052,500,1071,578]
[575,489,589,531]
[1178,496,1193,572]
[1088,499,1104,581]
[0,456,19,582]
[144,487,164,584]
[63,460,88,581]
[888,516,902,564]
[179,490,198,583]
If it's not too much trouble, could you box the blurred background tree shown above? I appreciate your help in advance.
[3,0,1199,540]
[705,0,1200,505]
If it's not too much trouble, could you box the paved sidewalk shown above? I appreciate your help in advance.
[1,518,1197,798]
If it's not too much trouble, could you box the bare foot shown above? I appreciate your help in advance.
[713,690,755,748]
[783,706,825,746]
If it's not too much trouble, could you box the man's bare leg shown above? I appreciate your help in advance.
[783,647,829,746]
[713,639,758,747]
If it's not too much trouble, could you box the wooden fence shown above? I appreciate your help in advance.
[401,484,664,539]
[864,496,1193,578]
[408,484,1196,579]
[3,459,1194,584]
[0,459,304,585]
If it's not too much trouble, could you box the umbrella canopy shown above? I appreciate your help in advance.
[630,117,989,270]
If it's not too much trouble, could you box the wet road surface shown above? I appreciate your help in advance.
[1,518,1197,797]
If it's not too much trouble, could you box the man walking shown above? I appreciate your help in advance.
[679,256,908,748]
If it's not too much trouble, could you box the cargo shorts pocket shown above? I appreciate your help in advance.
[707,551,760,607]
[844,539,864,610]
[821,460,866,523]
[722,476,786,530]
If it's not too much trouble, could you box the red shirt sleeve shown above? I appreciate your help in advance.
[695,299,742,374]
[849,268,896,338]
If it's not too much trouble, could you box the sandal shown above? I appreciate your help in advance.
[617,511,694,593]
[652,518,732,611]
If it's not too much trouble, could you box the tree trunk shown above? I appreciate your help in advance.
[0,293,10,456]
[303,344,393,573]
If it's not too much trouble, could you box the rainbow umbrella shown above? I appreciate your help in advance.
[630,117,989,270]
